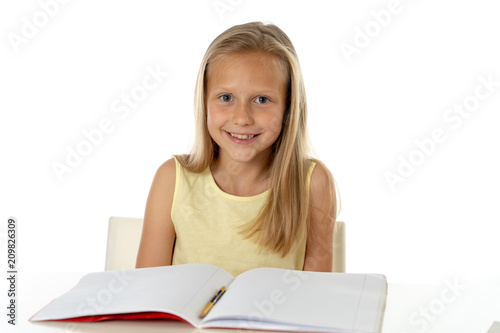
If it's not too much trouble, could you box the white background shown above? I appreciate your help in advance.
[1,0,499,298]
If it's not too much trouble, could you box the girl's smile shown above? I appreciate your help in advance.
[225,131,260,145]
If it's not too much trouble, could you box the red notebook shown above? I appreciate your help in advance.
[30,264,387,333]
[53,311,182,322]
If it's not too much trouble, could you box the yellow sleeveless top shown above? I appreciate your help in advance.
[171,158,316,276]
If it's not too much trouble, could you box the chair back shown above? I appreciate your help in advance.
[105,217,345,272]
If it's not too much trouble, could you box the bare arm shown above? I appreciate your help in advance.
[136,158,177,268]
[303,162,337,272]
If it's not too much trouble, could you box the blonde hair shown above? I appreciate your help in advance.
[175,22,336,256]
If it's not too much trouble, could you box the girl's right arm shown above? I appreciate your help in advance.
[136,158,177,268]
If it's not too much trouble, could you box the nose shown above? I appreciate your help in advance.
[232,102,254,126]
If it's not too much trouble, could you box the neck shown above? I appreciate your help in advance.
[211,153,272,197]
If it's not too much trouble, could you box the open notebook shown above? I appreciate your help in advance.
[31,264,387,333]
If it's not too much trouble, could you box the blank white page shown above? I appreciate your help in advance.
[31,264,234,327]
[204,268,386,333]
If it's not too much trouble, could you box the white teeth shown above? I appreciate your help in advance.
[230,133,255,140]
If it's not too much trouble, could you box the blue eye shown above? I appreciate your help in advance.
[220,94,233,102]
[255,96,269,104]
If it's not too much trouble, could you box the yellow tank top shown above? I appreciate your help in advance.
[171,158,316,276]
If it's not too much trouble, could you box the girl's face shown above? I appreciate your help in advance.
[206,52,287,166]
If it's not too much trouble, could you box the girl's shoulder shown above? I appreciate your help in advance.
[150,158,177,192]
[157,158,177,177]
[308,158,333,184]
[308,159,336,204]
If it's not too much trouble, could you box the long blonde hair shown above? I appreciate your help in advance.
[175,22,336,256]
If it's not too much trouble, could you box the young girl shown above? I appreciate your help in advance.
[136,22,338,276]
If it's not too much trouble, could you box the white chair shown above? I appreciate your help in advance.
[105,216,345,272]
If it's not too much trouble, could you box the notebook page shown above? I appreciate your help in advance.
[353,274,387,332]
[31,264,232,327]
[203,268,386,333]
[180,267,234,323]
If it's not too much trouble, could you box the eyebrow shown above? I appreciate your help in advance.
[209,87,280,96]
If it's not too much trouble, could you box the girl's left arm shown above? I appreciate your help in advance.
[303,162,336,272]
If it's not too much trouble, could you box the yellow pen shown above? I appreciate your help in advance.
[199,286,226,318]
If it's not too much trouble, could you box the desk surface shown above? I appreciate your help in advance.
[5,271,500,333]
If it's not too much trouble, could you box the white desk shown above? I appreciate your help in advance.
[4,271,500,333]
